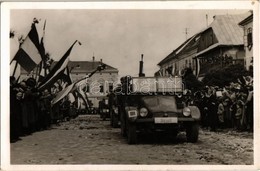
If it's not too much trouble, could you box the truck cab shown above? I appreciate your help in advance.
[112,76,201,144]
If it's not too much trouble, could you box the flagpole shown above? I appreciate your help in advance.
[37,40,81,91]
[35,64,38,79]
[36,61,42,84]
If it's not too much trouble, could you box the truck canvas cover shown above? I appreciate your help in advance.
[131,77,183,93]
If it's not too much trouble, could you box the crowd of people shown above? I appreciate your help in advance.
[10,73,254,142]
[192,77,254,132]
[10,76,78,142]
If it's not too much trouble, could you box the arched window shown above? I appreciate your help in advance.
[98,79,105,93]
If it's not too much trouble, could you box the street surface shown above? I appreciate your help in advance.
[11,115,253,165]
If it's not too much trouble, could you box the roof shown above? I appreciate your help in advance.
[158,12,251,66]
[195,12,251,57]
[51,60,119,73]
[157,35,196,66]
[239,13,253,26]
[158,32,202,66]
[209,13,251,46]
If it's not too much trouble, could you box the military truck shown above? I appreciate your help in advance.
[109,55,201,144]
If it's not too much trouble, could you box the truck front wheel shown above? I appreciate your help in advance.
[186,123,199,143]
[127,123,137,144]
[112,113,119,128]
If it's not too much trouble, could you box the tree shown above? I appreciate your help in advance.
[183,68,204,92]
[202,64,250,87]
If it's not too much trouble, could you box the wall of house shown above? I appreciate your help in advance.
[176,47,198,73]
[221,46,245,66]
[72,71,118,107]
[242,21,253,70]
[198,28,218,52]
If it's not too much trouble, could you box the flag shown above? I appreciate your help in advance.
[51,82,76,105]
[51,79,87,106]
[38,40,79,91]
[37,20,48,83]
[196,58,200,78]
[39,20,46,61]
[61,66,72,85]
[38,61,49,83]
[51,63,106,105]
[12,22,42,72]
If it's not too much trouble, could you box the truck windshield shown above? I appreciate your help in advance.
[141,95,178,113]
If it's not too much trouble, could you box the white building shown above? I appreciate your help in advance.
[239,12,253,71]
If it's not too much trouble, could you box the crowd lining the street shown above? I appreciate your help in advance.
[191,78,254,132]
[10,74,254,142]
[10,76,78,142]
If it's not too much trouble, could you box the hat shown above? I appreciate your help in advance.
[26,78,36,87]
[19,81,27,89]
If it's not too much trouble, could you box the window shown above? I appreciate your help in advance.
[109,83,113,92]
[247,27,253,50]
[100,84,104,93]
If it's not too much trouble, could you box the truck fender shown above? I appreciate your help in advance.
[188,106,201,120]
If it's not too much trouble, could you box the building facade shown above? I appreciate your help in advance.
[20,57,119,108]
[67,58,119,107]
[239,12,253,71]
[156,34,200,77]
[157,12,251,78]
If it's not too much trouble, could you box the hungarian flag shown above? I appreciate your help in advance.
[12,22,42,72]
[61,66,73,85]
[38,61,50,83]
[51,63,106,105]
[37,40,80,91]
[196,58,201,78]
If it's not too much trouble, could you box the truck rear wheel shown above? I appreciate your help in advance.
[112,114,119,128]
[186,123,199,143]
[109,109,113,126]
[127,123,137,144]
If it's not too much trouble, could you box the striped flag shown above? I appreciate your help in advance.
[62,66,73,85]
[51,63,106,105]
[38,40,80,91]
[39,20,46,61]
[37,20,48,83]
[12,22,42,72]
[196,58,201,78]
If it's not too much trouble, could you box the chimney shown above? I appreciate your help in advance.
[139,54,145,77]
[93,56,95,61]
[100,58,103,63]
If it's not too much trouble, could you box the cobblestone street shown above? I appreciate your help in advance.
[11,115,253,165]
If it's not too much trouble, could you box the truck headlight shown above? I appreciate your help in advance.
[139,108,148,117]
[183,107,191,117]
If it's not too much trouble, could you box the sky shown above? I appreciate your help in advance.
[9,7,249,78]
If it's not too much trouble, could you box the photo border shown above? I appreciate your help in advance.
[1,1,259,171]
